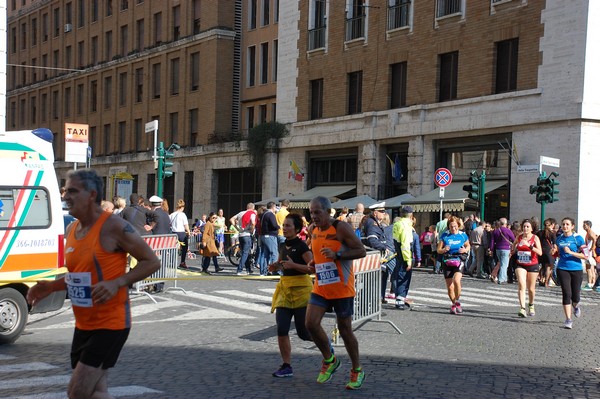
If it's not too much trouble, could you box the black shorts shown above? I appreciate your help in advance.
[539,252,554,266]
[515,264,540,273]
[71,328,130,369]
[443,263,464,279]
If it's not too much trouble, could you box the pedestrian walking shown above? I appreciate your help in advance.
[554,217,587,329]
[230,203,257,275]
[200,212,224,274]
[392,206,415,310]
[511,219,542,318]
[489,218,515,284]
[305,196,367,390]
[259,202,280,276]
[437,216,470,314]
[269,213,314,378]
[214,209,226,257]
[582,220,597,291]
[537,218,557,287]
[363,203,394,303]
[148,195,171,234]
[170,199,191,269]
[26,169,160,399]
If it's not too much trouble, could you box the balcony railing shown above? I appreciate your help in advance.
[308,26,326,50]
[436,0,461,18]
[387,2,410,31]
[345,15,365,41]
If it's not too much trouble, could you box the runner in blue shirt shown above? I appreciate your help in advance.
[554,217,587,329]
[437,216,470,315]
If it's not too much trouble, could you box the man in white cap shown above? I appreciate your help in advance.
[148,195,171,234]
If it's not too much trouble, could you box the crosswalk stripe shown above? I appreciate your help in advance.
[414,288,559,306]
[409,289,520,307]
[404,296,481,307]
[0,355,16,361]
[0,363,58,373]
[4,385,163,399]
[259,288,276,294]
[460,287,564,304]
[2,375,71,390]
[215,290,273,302]
[170,291,271,313]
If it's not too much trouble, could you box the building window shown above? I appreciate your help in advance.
[247,46,256,87]
[78,0,85,28]
[118,121,126,152]
[103,124,111,155]
[309,155,358,186]
[192,0,201,34]
[41,93,48,122]
[345,0,366,41]
[78,41,84,68]
[273,40,278,82]
[189,108,199,146]
[172,5,181,40]
[153,12,162,44]
[259,104,267,124]
[134,118,143,151]
[31,18,38,46]
[52,90,59,120]
[390,62,407,109]
[106,0,113,17]
[152,63,160,99]
[120,25,128,56]
[436,0,462,18]
[42,13,49,41]
[169,112,178,143]
[20,23,27,50]
[105,30,113,61]
[247,106,254,130]
[65,45,72,69]
[91,36,98,64]
[170,58,180,95]
[310,78,323,120]
[31,58,37,82]
[184,171,194,217]
[20,62,26,86]
[262,0,270,26]
[348,71,362,115]
[42,54,48,79]
[66,2,73,24]
[271,103,276,121]
[91,0,98,22]
[495,38,518,94]
[77,84,84,115]
[274,0,279,23]
[249,0,257,30]
[53,7,60,37]
[90,80,98,112]
[104,76,112,109]
[387,0,410,30]
[136,19,144,51]
[439,51,458,102]
[190,52,200,90]
[89,126,97,156]
[64,87,71,117]
[119,72,127,106]
[260,42,268,85]
[121,0,128,11]
[308,0,326,50]
[135,67,143,102]
[31,96,37,125]
[10,28,16,54]
[20,99,26,126]
[9,102,15,128]
[53,50,59,77]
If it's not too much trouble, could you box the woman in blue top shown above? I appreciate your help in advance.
[437,216,470,315]
[554,217,587,329]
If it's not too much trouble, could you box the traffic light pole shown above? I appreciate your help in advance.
[540,201,546,226]
[479,171,486,223]
[156,141,165,198]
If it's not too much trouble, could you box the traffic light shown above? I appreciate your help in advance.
[156,142,180,197]
[548,172,559,203]
[462,171,480,201]
[535,172,551,203]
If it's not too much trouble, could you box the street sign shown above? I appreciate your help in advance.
[439,187,445,199]
[517,164,539,173]
[145,120,158,133]
[434,168,453,187]
[540,156,560,168]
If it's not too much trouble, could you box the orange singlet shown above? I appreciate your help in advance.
[65,211,130,330]
[311,222,355,300]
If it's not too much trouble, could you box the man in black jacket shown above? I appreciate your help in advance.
[260,201,280,276]
[364,204,395,303]
[120,194,153,236]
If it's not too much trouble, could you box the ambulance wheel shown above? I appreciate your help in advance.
[0,288,29,344]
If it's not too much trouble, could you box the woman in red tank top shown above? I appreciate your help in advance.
[511,219,543,318]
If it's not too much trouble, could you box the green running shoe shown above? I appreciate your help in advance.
[345,368,365,390]
[317,356,340,383]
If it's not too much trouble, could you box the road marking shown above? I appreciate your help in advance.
[411,288,556,307]
[170,291,271,313]
[2,375,71,390]
[215,290,273,302]
[259,288,276,294]
[0,355,16,360]
[403,296,482,307]
[136,307,254,322]
[0,363,59,373]
[460,287,564,304]
[4,385,163,398]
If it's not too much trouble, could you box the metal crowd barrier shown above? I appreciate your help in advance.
[132,234,186,303]
[332,250,402,345]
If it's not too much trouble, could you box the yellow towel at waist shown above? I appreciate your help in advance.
[271,274,313,313]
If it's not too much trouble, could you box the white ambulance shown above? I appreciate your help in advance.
[0,129,66,344]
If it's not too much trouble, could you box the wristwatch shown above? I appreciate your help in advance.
[335,251,342,260]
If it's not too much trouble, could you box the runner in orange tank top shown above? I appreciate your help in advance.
[27,169,160,399]
[305,196,367,390]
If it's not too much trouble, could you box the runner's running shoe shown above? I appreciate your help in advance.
[272,364,293,378]
[582,284,593,291]
[528,304,535,316]
[518,308,527,318]
[450,304,458,315]
[455,302,463,313]
[345,368,365,390]
[317,356,340,383]
[564,319,573,329]
[574,306,581,318]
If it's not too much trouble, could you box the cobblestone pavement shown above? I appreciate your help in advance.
[3,261,600,398]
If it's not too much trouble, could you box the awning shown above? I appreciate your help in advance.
[332,194,379,210]
[288,185,355,209]
[255,197,281,206]
[401,180,507,213]
[378,193,415,209]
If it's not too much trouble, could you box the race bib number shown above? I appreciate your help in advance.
[517,250,532,265]
[66,272,93,308]
[315,262,341,286]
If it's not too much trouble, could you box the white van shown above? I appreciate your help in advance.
[0,129,66,344]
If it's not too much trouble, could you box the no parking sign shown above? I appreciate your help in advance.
[434,168,453,187]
